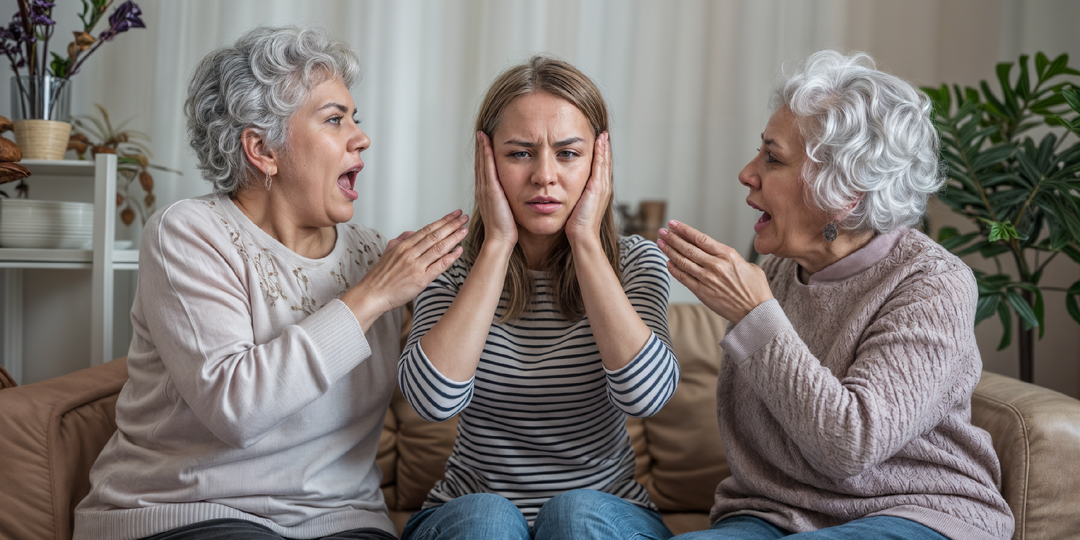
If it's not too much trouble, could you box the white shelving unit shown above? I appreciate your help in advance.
[1,155,136,381]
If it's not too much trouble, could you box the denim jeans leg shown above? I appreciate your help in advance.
[532,489,674,540]
[400,493,530,540]
[787,516,949,539]
[669,515,789,540]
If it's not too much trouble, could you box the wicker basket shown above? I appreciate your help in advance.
[12,119,71,160]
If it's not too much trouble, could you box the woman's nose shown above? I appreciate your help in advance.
[351,124,371,154]
[531,154,557,186]
[738,159,757,189]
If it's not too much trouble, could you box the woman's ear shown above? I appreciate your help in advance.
[837,193,864,221]
[241,128,276,177]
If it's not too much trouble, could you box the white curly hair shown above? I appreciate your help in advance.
[771,50,945,233]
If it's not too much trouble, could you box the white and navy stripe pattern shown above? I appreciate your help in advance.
[398,235,679,524]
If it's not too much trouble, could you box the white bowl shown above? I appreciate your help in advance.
[0,199,94,231]
[0,231,93,249]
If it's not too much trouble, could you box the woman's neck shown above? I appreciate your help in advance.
[231,188,336,259]
[795,228,876,276]
[516,227,561,270]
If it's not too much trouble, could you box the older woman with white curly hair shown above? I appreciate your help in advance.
[73,26,467,540]
[660,50,1014,540]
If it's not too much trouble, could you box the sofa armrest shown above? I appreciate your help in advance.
[0,358,128,540]
[971,371,1080,540]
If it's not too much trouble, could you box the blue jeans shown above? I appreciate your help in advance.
[670,515,949,540]
[402,490,674,540]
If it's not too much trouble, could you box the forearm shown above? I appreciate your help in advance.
[419,242,513,381]
[572,236,651,370]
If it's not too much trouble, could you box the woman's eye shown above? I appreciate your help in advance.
[509,151,529,159]
[764,151,779,163]
[557,150,579,159]
[328,116,343,125]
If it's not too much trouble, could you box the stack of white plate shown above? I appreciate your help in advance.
[0,199,94,249]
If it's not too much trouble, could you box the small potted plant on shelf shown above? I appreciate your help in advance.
[922,52,1080,383]
[70,104,180,227]
[0,0,145,159]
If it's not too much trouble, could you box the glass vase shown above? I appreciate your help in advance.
[10,75,71,122]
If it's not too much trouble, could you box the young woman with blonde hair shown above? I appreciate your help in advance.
[397,56,680,540]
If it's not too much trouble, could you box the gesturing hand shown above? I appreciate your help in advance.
[566,132,611,245]
[346,210,469,329]
[475,131,517,250]
[656,220,773,324]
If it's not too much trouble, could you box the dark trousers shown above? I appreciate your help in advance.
[140,518,398,540]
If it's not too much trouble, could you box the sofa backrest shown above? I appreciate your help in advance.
[0,358,128,540]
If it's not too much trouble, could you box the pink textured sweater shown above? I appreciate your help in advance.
[712,228,1014,540]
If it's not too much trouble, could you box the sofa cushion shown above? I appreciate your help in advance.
[972,370,1080,540]
[640,303,728,512]
[0,358,128,540]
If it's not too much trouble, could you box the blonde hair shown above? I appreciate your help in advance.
[466,56,620,322]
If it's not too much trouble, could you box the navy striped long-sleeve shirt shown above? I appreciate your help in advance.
[397,235,679,524]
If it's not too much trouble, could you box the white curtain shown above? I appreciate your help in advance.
[9,0,1077,251]
[3,0,1080,388]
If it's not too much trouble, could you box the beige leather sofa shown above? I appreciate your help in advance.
[2,304,1079,539]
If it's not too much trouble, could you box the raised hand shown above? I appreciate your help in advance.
[344,209,469,330]
[657,220,772,324]
[475,131,517,249]
[566,132,611,246]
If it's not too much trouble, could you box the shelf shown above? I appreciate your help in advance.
[19,159,96,177]
[0,247,139,269]
[2,155,128,377]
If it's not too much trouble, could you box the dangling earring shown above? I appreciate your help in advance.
[823,222,838,242]
[264,169,272,191]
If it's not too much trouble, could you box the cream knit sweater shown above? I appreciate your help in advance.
[712,228,1014,540]
[74,195,401,540]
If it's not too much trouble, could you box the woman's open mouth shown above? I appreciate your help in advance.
[748,200,771,233]
[338,165,361,201]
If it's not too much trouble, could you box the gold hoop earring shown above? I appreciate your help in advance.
[264,170,272,191]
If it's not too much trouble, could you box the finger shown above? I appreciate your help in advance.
[657,234,707,280]
[666,220,733,258]
[401,210,465,250]
[424,245,464,278]
[409,213,469,256]
[417,223,469,263]
[665,259,706,297]
[385,231,412,253]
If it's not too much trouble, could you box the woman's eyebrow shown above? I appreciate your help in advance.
[317,102,353,114]
[503,136,585,147]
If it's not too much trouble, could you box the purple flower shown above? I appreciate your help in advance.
[98,1,144,42]
[28,0,56,26]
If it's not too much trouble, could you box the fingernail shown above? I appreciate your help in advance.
[656,238,666,249]
[669,220,679,228]
[658,228,668,237]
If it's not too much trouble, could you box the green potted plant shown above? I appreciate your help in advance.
[922,53,1080,383]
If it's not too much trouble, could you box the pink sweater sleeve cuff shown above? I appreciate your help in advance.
[719,299,793,365]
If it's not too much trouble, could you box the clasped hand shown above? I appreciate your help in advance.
[657,221,773,324]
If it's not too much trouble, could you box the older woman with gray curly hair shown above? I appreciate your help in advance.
[660,51,1014,540]
[73,26,467,540]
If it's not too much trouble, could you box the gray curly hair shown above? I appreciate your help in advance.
[184,25,360,196]
[772,50,944,233]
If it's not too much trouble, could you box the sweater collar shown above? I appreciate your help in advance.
[802,228,906,285]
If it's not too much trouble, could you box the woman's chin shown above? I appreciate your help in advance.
[752,235,775,257]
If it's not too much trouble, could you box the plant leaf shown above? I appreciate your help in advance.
[1006,289,1039,330]
[1067,280,1080,325]
[996,300,1013,350]
[975,293,1000,325]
